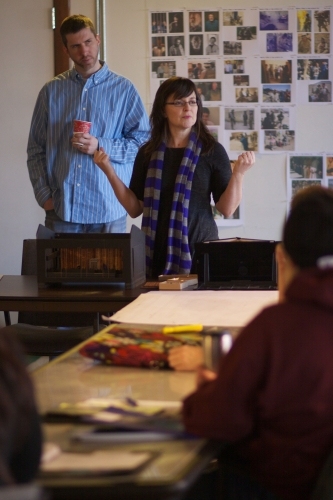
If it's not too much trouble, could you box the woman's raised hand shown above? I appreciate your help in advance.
[234,151,255,175]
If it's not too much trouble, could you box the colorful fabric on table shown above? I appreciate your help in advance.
[142,131,202,276]
[79,326,202,370]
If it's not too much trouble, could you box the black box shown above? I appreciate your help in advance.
[36,225,146,289]
[194,238,278,290]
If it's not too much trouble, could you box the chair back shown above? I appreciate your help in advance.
[311,447,333,499]
[18,240,40,324]
[21,239,38,276]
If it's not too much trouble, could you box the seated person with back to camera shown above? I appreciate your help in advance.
[0,329,42,486]
[183,186,333,499]
[94,76,255,371]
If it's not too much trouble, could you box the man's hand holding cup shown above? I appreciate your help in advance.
[72,119,98,155]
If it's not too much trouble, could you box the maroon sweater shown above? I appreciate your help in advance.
[183,268,333,499]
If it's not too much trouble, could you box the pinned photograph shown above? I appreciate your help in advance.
[291,179,322,198]
[168,12,184,33]
[314,33,330,54]
[194,82,222,102]
[224,59,245,74]
[262,84,291,103]
[264,130,295,151]
[260,11,289,31]
[211,161,241,224]
[212,202,240,222]
[205,35,219,55]
[229,132,258,151]
[167,36,185,56]
[204,12,219,32]
[152,37,166,57]
[195,84,206,102]
[202,106,220,126]
[233,75,249,86]
[297,10,311,32]
[151,13,167,33]
[314,10,330,33]
[189,12,203,32]
[261,108,289,129]
[308,81,331,102]
[261,59,292,84]
[267,33,293,52]
[224,41,242,55]
[152,61,176,79]
[235,87,258,103]
[205,81,222,101]
[189,34,203,55]
[297,59,329,80]
[298,33,312,54]
[237,27,257,40]
[289,156,323,179]
[188,61,216,79]
[326,157,333,176]
[225,108,255,130]
[223,11,244,26]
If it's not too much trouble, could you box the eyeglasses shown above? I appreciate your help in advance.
[165,99,198,107]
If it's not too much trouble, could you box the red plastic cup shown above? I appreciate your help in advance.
[73,120,92,134]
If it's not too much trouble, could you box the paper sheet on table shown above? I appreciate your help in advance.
[111,290,279,327]
[41,450,152,473]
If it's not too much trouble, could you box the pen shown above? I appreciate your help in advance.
[162,325,203,334]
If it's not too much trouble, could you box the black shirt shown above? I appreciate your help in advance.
[130,142,232,276]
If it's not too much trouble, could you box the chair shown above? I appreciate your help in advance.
[1,239,94,357]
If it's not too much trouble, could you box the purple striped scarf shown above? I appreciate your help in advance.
[142,131,202,276]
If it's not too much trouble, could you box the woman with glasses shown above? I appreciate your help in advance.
[94,77,254,279]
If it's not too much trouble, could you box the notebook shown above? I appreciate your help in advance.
[194,238,278,290]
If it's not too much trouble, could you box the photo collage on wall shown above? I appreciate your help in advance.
[149,8,332,223]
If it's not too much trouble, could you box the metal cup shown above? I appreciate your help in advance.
[202,329,233,372]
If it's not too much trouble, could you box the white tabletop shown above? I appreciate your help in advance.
[111,290,279,327]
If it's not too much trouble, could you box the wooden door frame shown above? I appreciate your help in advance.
[53,0,70,76]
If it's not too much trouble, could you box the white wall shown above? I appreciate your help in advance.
[0,1,53,281]
[0,0,332,326]
[104,0,333,241]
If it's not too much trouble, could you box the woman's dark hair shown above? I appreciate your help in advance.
[144,77,216,158]
[283,186,333,268]
[60,14,97,48]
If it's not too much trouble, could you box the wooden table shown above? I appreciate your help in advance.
[0,275,151,329]
[32,335,222,499]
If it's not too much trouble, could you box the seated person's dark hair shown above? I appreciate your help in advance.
[283,186,333,268]
[0,330,42,485]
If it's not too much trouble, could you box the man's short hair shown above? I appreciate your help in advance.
[60,14,96,47]
[283,186,333,268]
